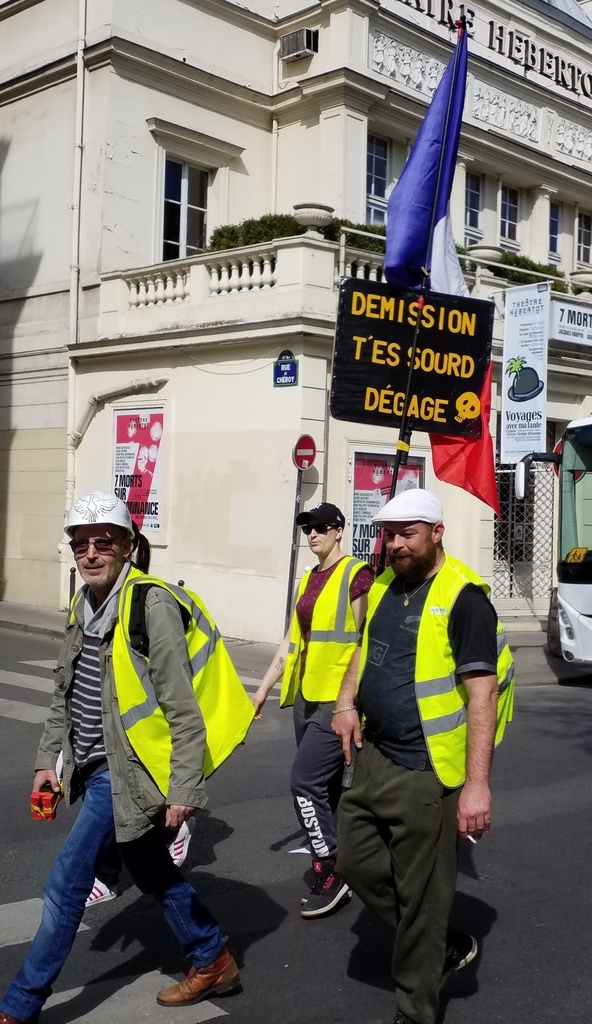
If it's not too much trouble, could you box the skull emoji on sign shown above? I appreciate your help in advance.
[454,392,481,423]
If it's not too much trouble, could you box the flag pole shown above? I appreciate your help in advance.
[378,18,467,571]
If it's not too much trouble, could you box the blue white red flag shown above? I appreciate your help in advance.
[384,24,500,514]
[385,24,468,295]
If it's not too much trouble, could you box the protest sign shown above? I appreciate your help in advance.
[330,278,493,436]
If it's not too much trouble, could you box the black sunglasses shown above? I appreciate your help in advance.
[301,523,338,536]
[69,537,122,556]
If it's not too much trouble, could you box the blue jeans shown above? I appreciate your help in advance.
[1,770,224,1022]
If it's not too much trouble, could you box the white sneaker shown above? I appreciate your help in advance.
[85,879,117,908]
[169,817,196,867]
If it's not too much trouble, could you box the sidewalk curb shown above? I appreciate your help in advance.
[0,618,66,641]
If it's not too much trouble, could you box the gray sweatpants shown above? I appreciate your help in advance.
[290,691,345,862]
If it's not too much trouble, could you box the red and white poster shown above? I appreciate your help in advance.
[113,409,164,531]
[352,453,422,571]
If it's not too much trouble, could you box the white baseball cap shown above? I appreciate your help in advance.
[372,488,444,526]
[66,492,134,538]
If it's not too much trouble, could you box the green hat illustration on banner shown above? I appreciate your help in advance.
[506,356,544,402]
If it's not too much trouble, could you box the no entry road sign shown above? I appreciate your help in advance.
[292,434,316,471]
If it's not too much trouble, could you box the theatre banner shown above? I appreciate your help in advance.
[331,278,493,436]
[500,283,549,464]
[113,408,164,531]
[352,452,423,571]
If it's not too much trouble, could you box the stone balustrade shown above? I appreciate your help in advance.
[96,232,585,345]
[126,263,192,307]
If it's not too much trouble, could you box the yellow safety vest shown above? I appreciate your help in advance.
[359,553,514,789]
[280,555,369,707]
[70,567,255,793]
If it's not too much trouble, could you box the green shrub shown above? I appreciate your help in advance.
[209,218,568,295]
[492,251,568,293]
[208,214,306,250]
[208,213,387,253]
[328,219,386,252]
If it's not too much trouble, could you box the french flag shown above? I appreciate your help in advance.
[384,22,468,295]
[385,23,500,515]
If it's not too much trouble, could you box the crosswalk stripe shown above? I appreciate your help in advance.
[0,697,49,723]
[240,678,278,700]
[20,659,56,670]
[0,670,278,723]
[0,898,89,948]
[45,970,228,1022]
[0,904,225,1021]
[0,668,54,693]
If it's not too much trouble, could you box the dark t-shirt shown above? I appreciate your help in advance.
[357,577,498,770]
[296,558,374,678]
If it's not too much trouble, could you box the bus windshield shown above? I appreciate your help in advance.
[560,424,592,561]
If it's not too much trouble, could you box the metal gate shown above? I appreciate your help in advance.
[493,462,555,602]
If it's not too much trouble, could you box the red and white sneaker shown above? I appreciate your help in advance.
[169,817,196,867]
[85,879,117,908]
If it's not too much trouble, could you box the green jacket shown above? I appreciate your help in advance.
[35,583,207,842]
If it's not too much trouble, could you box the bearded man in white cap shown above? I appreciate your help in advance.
[332,488,514,1024]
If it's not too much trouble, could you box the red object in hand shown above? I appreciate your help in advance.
[31,781,63,821]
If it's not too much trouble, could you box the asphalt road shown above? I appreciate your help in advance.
[1,625,592,1024]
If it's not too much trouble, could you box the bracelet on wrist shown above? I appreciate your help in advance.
[332,704,356,715]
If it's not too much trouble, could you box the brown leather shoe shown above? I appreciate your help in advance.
[156,947,241,1006]
[0,1012,26,1024]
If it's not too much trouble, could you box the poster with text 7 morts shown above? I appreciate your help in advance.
[113,409,163,531]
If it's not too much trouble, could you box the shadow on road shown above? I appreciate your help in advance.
[343,892,496,1021]
[39,810,287,1023]
[510,635,592,688]
[39,879,286,1024]
[438,892,497,1022]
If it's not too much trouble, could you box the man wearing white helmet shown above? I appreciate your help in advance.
[331,488,514,1024]
[0,492,252,1024]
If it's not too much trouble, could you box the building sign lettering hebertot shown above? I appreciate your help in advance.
[393,1,592,104]
[330,278,493,436]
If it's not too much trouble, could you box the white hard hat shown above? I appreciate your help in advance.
[66,491,134,538]
[372,488,444,526]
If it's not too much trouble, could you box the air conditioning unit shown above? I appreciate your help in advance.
[280,28,319,62]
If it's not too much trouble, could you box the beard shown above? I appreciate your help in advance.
[389,542,440,585]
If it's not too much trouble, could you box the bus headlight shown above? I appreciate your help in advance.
[559,608,575,641]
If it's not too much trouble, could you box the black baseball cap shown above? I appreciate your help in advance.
[296,502,345,528]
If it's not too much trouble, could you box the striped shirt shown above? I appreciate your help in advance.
[71,633,106,768]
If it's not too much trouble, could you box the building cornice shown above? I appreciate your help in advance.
[85,36,272,127]
[272,66,387,120]
[514,0,592,42]
[0,0,44,22]
[183,0,278,35]
[70,316,336,362]
[271,0,378,29]
[0,51,76,107]
[0,34,273,126]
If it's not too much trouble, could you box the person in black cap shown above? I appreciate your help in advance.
[252,502,373,917]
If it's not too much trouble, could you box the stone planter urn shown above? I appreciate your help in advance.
[292,202,334,238]
[570,269,592,295]
[466,244,504,264]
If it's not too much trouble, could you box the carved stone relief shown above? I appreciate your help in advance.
[372,34,445,97]
[472,83,540,143]
[556,119,592,163]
